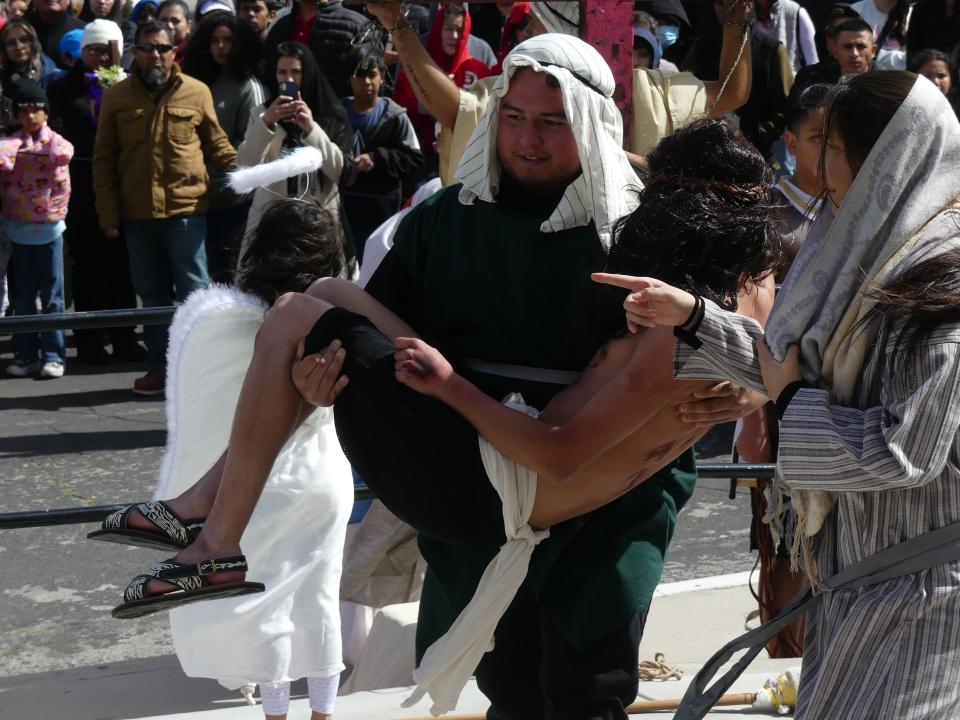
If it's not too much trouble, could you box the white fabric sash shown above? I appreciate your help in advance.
[403,394,549,715]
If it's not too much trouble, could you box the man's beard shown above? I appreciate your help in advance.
[141,67,168,89]
[499,165,581,199]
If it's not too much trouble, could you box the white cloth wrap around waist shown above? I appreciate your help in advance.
[402,393,549,715]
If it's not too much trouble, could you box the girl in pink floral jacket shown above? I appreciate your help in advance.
[2,79,74,380]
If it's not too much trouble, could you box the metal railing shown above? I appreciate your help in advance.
[0,307,175,335]
[0,467,774,530]
[1,307,778,530]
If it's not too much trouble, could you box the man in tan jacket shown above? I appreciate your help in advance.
[93,19,236,396]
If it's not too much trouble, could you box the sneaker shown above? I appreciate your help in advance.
[40,361,65,378]
[133,368,165,396]
[6,359,42,377]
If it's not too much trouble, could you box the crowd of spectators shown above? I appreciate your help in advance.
[0,0,958,397]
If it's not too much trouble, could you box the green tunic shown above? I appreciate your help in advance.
[365,184,696,653]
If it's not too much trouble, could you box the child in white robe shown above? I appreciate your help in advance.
[153,199,353,720]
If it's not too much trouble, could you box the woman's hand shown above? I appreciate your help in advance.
[291,94,314,133]
[677,382,767,428]
[394,337,456,399]
[758,341,802,402]
[263,94,295,127]
[292,338,349,407]
[592,273,697,332]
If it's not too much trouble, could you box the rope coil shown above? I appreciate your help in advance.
[638,652,684,682]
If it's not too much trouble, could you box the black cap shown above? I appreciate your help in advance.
[9,79,48,113]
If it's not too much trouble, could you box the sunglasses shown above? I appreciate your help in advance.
[135,42,174,54]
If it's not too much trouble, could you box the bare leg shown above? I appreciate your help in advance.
[307,277,418,341]
[138,282,415,595]
[147,293,335,592]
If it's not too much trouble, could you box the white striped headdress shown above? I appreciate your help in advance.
[529,1,580,35]
[454,34,641,248]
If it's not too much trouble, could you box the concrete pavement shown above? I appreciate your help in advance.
[0,332,777,719]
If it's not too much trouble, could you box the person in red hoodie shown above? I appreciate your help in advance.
[392,3,491,174]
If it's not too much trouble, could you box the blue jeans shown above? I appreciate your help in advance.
[11,236,66,363]
[123,215,209,367]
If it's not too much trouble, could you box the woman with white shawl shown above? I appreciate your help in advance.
[597,71,960,718]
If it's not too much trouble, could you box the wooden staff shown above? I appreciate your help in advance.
[400,691,759,719]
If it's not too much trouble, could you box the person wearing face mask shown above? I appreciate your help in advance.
[634,0,692,67]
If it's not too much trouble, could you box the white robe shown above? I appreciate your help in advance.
[152,285,354,689]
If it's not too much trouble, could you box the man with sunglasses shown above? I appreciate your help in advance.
[92,19,236,397]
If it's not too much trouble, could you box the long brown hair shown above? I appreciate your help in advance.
[235,199,344,306]
[0,20,43,80]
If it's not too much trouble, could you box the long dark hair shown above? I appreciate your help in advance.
[593,120,779,340]
[868,245,960,371]
[818,70,916,180]
[876,0,911,49]
[182,11,260,84]
[262,41,352,160]
[235,199,344,306]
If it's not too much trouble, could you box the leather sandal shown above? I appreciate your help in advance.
[88,500,205,551]
[112,555,265,619]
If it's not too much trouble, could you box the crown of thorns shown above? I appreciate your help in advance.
[646,173,768,201]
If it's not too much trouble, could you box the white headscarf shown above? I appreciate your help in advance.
[765,74,960,544]
[767,75,960,381]
[530,1,581,35]
[454,34,641,248]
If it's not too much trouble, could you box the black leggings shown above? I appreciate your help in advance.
[304,308,506,547]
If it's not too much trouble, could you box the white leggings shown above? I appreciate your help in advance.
[260,674,339,716]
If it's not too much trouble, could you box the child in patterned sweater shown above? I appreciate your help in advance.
[1,79,73,379]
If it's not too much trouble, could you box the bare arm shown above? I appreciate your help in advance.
[704,1,753,118]
[366,2,461,129]
[396,326,691,483]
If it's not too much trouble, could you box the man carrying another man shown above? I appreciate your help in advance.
[102,25,762,720]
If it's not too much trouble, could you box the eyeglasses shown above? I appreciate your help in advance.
[135,42,174,54]
[4,37,30,49]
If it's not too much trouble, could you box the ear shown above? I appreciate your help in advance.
[783,129,797,157]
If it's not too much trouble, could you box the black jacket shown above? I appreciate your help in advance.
[47,63,98,220]
[25,9,85,69]
[342,98,424,248]
[265,1,368,99]
[685,26,789,157]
